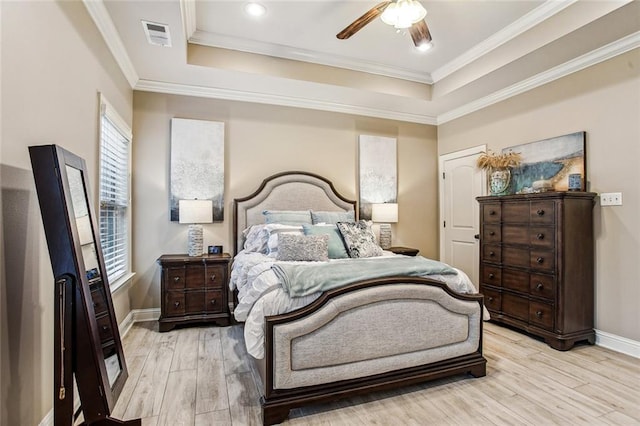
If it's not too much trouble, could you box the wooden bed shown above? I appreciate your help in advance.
[232,171,486,425]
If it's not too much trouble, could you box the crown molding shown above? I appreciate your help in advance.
[431,0,577,83]
[134,79,437,125]
[188,30,433,85]
[82,0,138,88]
[437,31,640,124]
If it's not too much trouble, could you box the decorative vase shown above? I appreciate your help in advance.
[489,168,511,195]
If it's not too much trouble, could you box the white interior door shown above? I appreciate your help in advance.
[439,146,486,286]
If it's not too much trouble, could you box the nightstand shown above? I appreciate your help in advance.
[157,253,231,332]
[387,246,420,256]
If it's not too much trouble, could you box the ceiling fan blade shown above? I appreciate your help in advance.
[409,19,433,47]
[337,1,391,40]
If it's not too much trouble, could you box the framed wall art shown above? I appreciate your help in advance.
[170,118,225,222]
[504,131,586,194]
[358,135,397,220]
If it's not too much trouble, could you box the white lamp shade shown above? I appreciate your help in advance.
[179,199,213,224]
[371,203,398,223]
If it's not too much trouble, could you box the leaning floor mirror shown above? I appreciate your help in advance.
[30,145,139,425]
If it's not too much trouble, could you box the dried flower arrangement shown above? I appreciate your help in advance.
[476,150,522,170]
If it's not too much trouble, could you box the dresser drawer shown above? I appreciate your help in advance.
[185,264,205,289]
[530,201,555,225]
[502,202,529,223]
[481,264,502,286]
[529,227,555,249]
[502,225,528,245]
[502,293,529,322]
[165,267,186,290]
[529,301,554,330]
[165,293,185,316]
[482,203,501,223]
[96,314,114,342]
[205,265,226,288]
[482,224,501,243]
[482,288,502,312]
[530,273,555,300]
[205,290,224,313]
[502,246,529,268]
[530,250,555,272]
[482,244,502,263]
[502,268,529,293]
[91,287,108,316]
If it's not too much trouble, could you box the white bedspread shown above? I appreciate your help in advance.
[230,250,486,359]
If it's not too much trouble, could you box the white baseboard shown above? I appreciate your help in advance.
[595,329,640,358]
[119,308,160,338]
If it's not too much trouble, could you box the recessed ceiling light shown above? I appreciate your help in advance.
[416,41,433,52]
[244,2,267,17]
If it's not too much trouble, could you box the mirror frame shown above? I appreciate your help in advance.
[29,145,132,425]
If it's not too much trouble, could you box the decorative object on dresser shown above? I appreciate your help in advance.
[477,191,596,350]
[179,199,213,256]
[158,253,231,332]
[388,246,419,256]
[371,202,398,249]
[476,150,522,196]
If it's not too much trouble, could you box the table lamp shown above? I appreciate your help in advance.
[179,199,213,256]
[372,203,398,249]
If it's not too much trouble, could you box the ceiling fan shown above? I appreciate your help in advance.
[337,0,433,50]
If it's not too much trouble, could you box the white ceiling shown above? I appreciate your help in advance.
[95,0,640,124]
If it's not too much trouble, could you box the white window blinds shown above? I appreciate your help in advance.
[99,97,131,284]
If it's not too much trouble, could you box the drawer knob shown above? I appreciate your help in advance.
[174,301,180,307]
[536,282,544,291]
[173,277,180,282]
[210,299,216,305]
[489,251,495,257]
[536,209,545,216]
[489,231,495,236]
[537,257,544,264]
[536,311,543,318]
[489,210,496,216]
[488,273,495,279]
[210,274,216,281]
[488,297,494,302]
[537,233,544,240]
[102,325,108,331]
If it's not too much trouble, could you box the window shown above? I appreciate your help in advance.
[98,94,132,286]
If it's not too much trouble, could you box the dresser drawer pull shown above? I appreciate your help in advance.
[489,251,496,257]
[536,257,544,264]
[489,231,495,236]
[173,276,180,282]
[535,311,543,318]
[210,274,216,281]
[537,233,544,240]
[102,325,109,331]
[488,273,495,279]
[489,210,496,216]
[174,301,180,308]
[488,297,494,303]
[536,282,544,291]
[536,209,545,216]
[210,299,216,305]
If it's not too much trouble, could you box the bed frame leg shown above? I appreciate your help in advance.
[469,362,487,378]
[262,403,290,426]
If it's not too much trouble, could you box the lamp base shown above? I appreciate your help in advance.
[379,223,392,249]
[187,224,204,256]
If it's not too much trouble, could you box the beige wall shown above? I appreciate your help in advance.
[0,1,133,424]
[438,49,640,341]
[131,92,438,310]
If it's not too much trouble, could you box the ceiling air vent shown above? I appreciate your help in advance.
[142,20,172,47]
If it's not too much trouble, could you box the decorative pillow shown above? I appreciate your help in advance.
[242,224,269,253]
[311,210,355,225]
[276,234,329,262]
[264,224,304,257]
[263,210,312,225]
[302,224,349,259]
[336,220,384,258]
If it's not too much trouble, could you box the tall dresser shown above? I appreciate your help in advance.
[477,192,596,350]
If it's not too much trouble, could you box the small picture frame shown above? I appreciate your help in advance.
[208,245,222,255]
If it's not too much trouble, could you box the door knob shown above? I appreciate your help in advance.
[474,234,480,240]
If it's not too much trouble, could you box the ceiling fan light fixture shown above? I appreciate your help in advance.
[381,0,427,29]
[416,41,433,52]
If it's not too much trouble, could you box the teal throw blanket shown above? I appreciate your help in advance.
[272,256,457,297]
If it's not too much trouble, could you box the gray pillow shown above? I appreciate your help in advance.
[311,210,355,225]
[263,210,312,225]
[302,224,349,259]
[336,220,383,258]
[276,233,329,262]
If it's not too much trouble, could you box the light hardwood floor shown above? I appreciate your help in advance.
[111,321,640,425]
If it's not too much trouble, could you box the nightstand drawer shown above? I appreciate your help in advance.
[165,293,185,317]
[205,265,226,288]
[185,264,205,289]
[166,267,186,290]
[205,290,224,313]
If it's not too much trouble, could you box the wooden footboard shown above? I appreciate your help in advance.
[256,277,486,425]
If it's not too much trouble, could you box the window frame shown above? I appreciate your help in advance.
[98,93,134,291]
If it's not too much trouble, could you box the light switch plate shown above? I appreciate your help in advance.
[600,192,622,206]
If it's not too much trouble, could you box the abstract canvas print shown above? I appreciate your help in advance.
[505,131,586,194]
[358,135,397,220]
[170,118,225,222]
